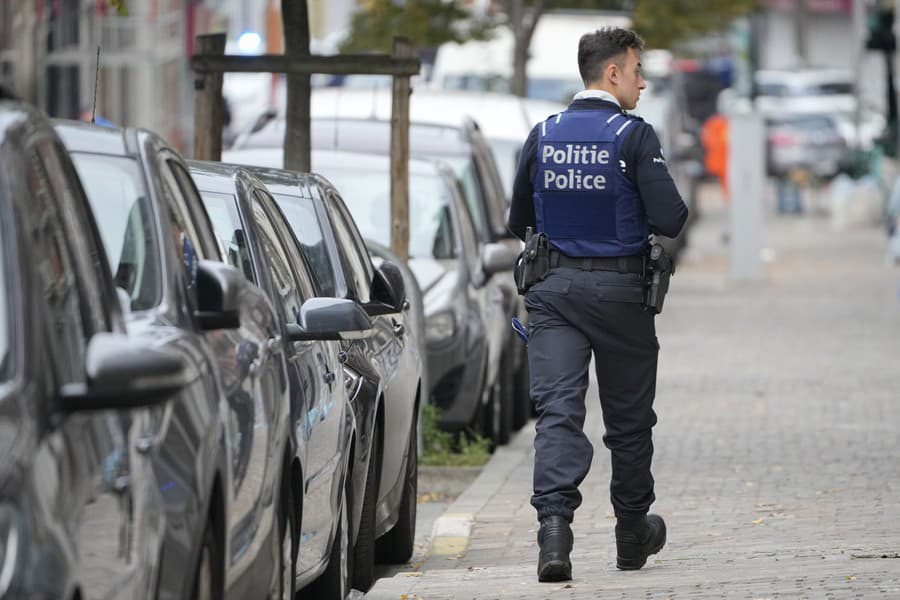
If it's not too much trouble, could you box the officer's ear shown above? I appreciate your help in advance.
[605,60,620,85]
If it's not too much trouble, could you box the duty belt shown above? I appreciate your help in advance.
[549,250,644,274]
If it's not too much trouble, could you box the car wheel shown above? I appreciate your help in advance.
[191,515,222,600]
[272,470,296,600]
[375,412,417,564]
[352,420,380,592]
[305,482,351,599]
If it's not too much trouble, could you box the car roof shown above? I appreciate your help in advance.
[309,87,565,141]
[53,118,129,156]
[755,68,853,86]
[187,160,244,194]
[312,148,445,176]
[313,118,472,157]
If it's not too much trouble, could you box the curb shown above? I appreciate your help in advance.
[424,423,535,561]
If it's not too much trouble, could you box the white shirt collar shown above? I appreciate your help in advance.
[572,89,620,107]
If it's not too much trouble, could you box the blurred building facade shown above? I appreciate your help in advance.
[758,0,885,111]
[1,0,232,151]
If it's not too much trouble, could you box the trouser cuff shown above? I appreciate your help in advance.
[537,507,574,523]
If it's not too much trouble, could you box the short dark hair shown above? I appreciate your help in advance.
[578,27,644,85]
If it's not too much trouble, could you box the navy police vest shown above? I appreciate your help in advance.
[533,109,649,257]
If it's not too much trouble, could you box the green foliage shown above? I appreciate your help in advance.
[107,0,129,17]
[420,404,491,467]
[340,0,494,53]
[632,0,758,49]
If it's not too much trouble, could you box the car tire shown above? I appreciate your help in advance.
[190,514,223,600]
[305,483,352,599]
[272,469,296,600]
[352,420,380,592]
[375,412,417,564]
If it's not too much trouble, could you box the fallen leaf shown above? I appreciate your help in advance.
[846,575,856,581]
[563,584,574,588]
[752,518,765,525]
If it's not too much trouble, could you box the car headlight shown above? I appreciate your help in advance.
[425,311,456,345]
[0,504,23,597]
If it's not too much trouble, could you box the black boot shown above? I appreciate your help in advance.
[615,514,666,570]
[537,515,573,582]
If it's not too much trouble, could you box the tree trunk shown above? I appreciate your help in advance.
[505,0,544,98]
[793,0,808,67]
[12,1,37,103]
[282,0,311,172]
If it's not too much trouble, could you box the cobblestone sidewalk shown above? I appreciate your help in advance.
[367,185,900,599]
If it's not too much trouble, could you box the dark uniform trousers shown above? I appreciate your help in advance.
[526,266,658,523]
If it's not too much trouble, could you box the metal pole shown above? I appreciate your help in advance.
[728,108,765,280]
[853,0,866,152]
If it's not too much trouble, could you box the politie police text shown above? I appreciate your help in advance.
[541,143,609,191]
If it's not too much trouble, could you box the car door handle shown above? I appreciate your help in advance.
[136,434,157,454]
[392,319,405,338]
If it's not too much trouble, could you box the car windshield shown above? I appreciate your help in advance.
[70,153,161,311]
[527,78,581,104]
[313,165,457,260]
[757,81,853,97]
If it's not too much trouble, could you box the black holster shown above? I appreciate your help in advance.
[644,243,674,314]
[514,227,550,295]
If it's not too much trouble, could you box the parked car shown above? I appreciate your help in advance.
[765,113,847,179]
[235,164,424,566]
[233,87,565,201]
[56,120,295,600]
[188,160,375,595]
[0,100,185,600]
[226,117,524,443]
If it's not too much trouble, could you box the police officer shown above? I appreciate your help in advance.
[508,28,688,582]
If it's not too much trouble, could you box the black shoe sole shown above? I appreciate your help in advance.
[538,559,572,582]
[616,534,666,570]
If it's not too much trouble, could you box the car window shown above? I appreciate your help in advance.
[158,161,206,295]
[255,190,317,301]
[198,190,255,282]
[451,176,479,272]
[40,142,113,332]
[167,159,222,261]
[447,156,490,242]
[270,192,338,297]
[0,182,10,378]
[27,148,91,385]
[251,192,304,321]
[323,188,372,303]
[70,152,161,311]
[314,163,458,260]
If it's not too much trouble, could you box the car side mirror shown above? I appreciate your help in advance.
[366,260,407,316]
[195,260,244,330]
[482,240,520,276]
[59,333,189,411]
[286,297,374,342]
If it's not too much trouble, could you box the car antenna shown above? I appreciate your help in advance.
[91,45,101,124]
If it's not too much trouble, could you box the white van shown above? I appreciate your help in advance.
[430,10,631,104]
